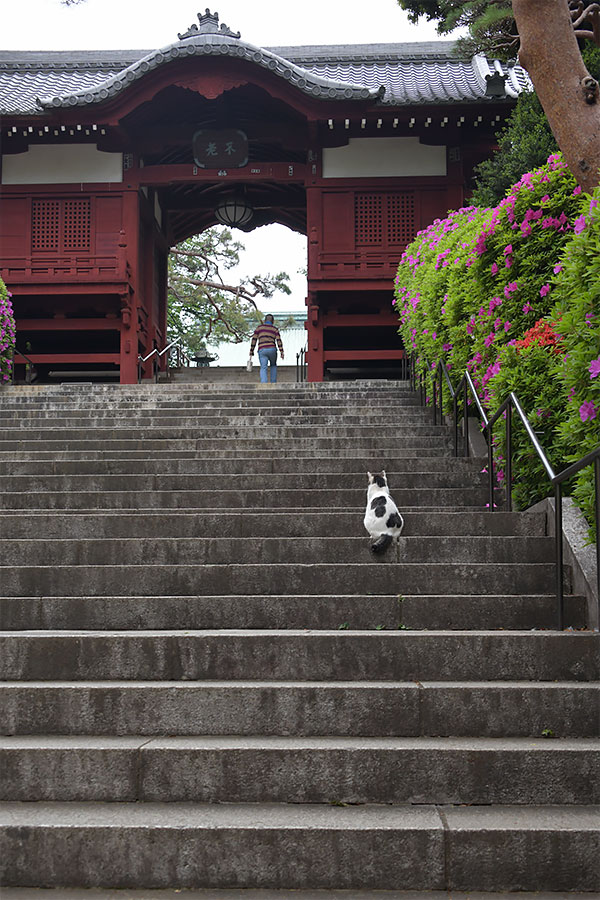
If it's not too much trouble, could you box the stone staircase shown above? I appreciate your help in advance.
[0,380,598,896]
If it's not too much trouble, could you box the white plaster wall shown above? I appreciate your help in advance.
[322,137,446,178]
[1,144,123,184]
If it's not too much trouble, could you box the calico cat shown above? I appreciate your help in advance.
[364,470,404,554]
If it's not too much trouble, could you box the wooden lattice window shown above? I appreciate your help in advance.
[388,193,416,246]
[63,199,91,250]
[31,198,91,253]
[355,194,383,245]
[355,192,416,248]
[31,201,60,252]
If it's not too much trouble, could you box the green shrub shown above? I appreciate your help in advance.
[394,153,599,533]
[0,277,16,385]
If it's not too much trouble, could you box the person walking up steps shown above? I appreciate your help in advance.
[249,314,284,383]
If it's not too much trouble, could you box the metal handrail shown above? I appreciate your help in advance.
[138,339,185,383]
[296,345,307,383]
[9,348,36,385]
[412,353,600,630]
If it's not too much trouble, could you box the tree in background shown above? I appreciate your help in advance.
[398,0,600,192]
[470,42,600,207]
[167,227,290,359]
[470,91,558,207]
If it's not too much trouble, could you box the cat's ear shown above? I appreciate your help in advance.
[367,471,372,482]
[381,470,387,481]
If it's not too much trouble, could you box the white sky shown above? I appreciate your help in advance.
[3,0,445,312]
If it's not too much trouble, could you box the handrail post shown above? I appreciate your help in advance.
[555,483,564,630]
[453,391,458,458]
[439,371,444,429]
[488,424,495,511]
[463,379,469,457]
[595,457,600,625]
[505,401,513,512]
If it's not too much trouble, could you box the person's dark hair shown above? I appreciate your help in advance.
[264,314,274,324]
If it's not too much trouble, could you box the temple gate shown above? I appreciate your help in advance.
[0,11,525,382]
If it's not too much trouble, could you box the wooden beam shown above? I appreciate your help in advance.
[15,319,121,331]
[324,350,406,360]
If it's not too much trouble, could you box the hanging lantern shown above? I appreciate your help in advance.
[214,196,253,227]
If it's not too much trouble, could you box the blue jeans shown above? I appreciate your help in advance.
[258,347,277,383]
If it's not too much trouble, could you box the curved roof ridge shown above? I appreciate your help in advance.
[36,34,386,110]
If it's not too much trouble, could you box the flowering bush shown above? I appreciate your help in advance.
[395,153,599,534]
[0,276,16,385]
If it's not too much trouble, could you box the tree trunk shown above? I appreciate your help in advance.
[513,0,600,191]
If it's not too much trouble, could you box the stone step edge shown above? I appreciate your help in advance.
[3,734,598,750]
[0,892,594,900]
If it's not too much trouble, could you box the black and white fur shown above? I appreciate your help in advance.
[364,470,404,554]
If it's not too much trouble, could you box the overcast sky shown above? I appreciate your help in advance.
[3,0,444,313]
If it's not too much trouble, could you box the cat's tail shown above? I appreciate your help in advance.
[370,533,394,554]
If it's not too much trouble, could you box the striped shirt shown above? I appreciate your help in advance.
[250,322,283,354]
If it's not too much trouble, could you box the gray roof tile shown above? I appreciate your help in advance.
[0,39,527,116]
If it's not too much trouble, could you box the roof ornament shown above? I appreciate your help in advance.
[178,9,241,41]
[485,71,507,98]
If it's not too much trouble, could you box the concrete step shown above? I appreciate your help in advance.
[0,436,453,453]
[0,456,482,475]
[2,735,599,804]
[0,409,433,423]
[0,536,555,566]
[1,631,596,682]
[0,470,487,494]
[0,445,452,459]
[0,561,563,597]
[0,424,453,441]
[0,593,585,632]
[0,487,487,510]
[2,680,596,737]
[0,510,546,539]
[0,801,597,891]
[0,892,595,900]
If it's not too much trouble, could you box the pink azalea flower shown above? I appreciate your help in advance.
[589,356,600,378]
[504,321,511,332]
[540,284,551,297]
[505,256,513,269]
[573,185,582,195]
[553,264,563,275]
[503,245,512,256]
[491,262,498,275]
[573,214,587,234]
[484,332,496,348]
[523,303,533,314]
[579,400,597,422]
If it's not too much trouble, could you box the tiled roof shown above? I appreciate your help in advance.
[0,38,528,116]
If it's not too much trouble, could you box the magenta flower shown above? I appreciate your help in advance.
[491,262,498,275]
[504,321,511,332]
[573,185,582,195]
[573,214,586,234]
[523,303,533,314]
[579,400,597,422]
[540,284,551,297]
[484,332,496,348]
[553,264,563,275]
[503,245,512,256]
[589,356,600,378]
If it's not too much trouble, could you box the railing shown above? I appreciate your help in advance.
[412,353,600,630]
[138,339,187,383]
[8,348,36,385]
[296,345,307,383]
